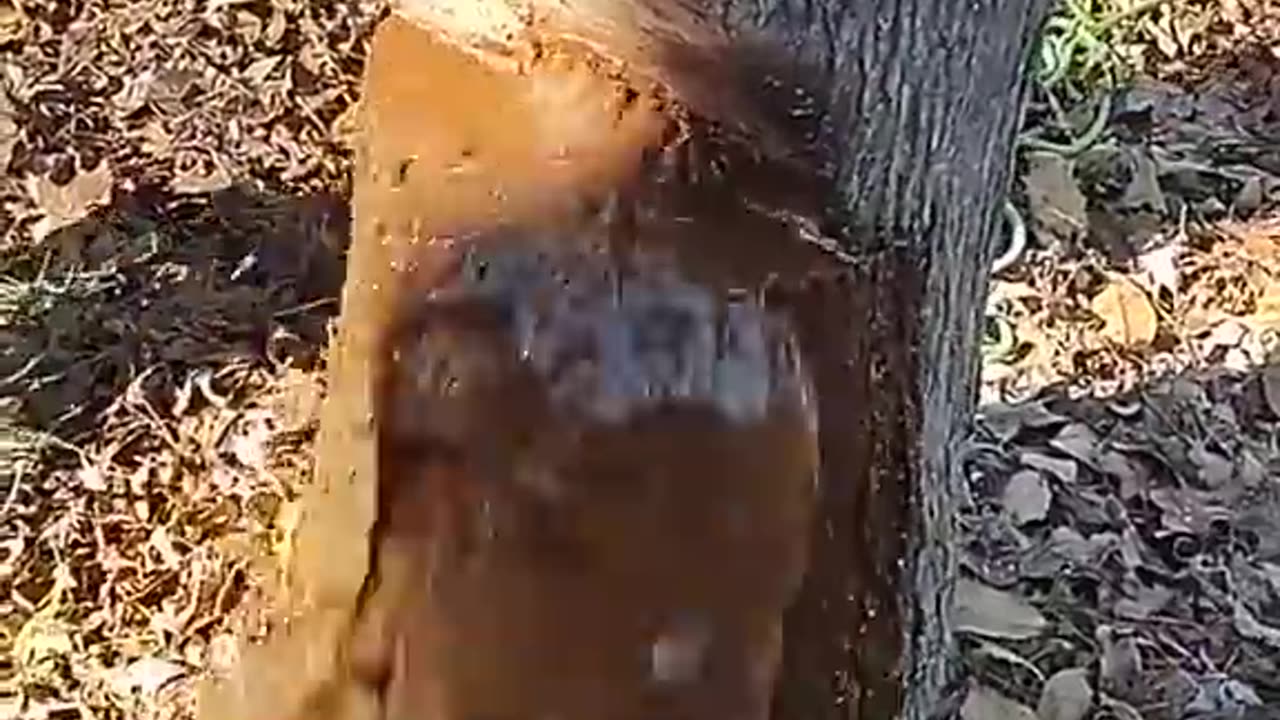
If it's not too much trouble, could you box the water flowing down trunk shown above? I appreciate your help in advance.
[200,2,1051,719]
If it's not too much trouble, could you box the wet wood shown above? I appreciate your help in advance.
[200,0,1051,718]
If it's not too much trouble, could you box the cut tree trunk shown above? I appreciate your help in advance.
[199,2,1050,719]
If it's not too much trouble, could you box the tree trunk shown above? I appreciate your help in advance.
[199,2,1050,719]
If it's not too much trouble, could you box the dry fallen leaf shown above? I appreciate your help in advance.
[1097,626,1143,701]
[1249,280,1280,331]
[1021,451,1079,484]
[0,90,19,171]
[1022,150,1089,245]
[978,401,1068,443]
[1188,444,1234,489]
[76,462,108,492]
[15,614,75,680]
[1184,675,1263,716]
[961,684,1038,720]
[1049,423,1099,466]
[1038,667,1093,720]
[1137,241,1181,296]
[1114,583,1175,620]
[953,578,1047,639]
[1263,363,1280,418]
[1002,469,1052,525]
[971,640,1046,683]
[111,656,187,699]
[26,162,114,241]
[0,0,27,46]
[148,525,183,570]
[1091,274,1157,347]
[1231,598,1280,651]
[988,280,1042,305]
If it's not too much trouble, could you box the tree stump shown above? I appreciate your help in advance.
[199,1,1050,718]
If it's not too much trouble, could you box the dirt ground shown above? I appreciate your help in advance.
[1,1,1279,719]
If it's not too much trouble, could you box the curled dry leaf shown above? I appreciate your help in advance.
[954,577,1048,639]
[961,684,1038,720]
[1091,274,1158,348]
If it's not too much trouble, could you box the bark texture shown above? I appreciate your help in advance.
[199,2,1051,719]
[699,3,1055,719]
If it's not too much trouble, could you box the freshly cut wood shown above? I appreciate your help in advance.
[199,0,1051,718]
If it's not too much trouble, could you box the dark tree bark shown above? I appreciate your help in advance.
[693,4,1055,719]
[200,2,1051,720]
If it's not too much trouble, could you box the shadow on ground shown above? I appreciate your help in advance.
[0,183,348,435]
[0,183,351,717]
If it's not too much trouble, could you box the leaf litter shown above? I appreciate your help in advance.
[966,1,1280,717]
[1,0,379,718]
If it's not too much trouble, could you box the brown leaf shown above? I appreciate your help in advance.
[1091,275,1157,347]
[0,91,18,172]
[171,153,232,195]
[1249,280,1280,331]
[0,0,28,46]
[26,162,114,241]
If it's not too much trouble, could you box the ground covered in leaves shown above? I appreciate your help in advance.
[0,1,1278,719]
